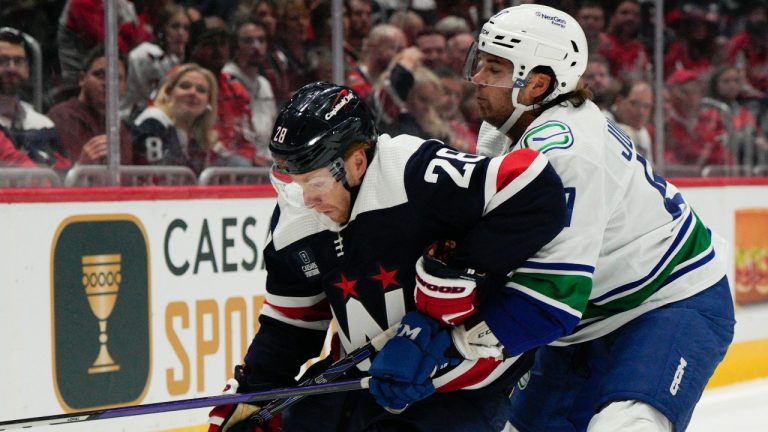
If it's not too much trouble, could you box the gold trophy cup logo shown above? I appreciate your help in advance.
[82,254,122,374]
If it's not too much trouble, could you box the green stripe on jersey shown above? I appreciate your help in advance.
[583,213,713,319]
[510,272,592,315]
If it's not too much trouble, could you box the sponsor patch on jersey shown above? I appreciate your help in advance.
[294,248,321,279]
[521,121,574,153]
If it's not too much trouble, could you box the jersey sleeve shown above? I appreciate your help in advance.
[404,140,566,276]
[243,207,333,388]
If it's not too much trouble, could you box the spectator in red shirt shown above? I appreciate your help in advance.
[0,127,36,168]
[274,0,313,91]
[665,69,734,168]
[725,3,768,96]
[346,24,406,103]
[664,4,723,80]
[47,46,134,165]
[597,0,650,84]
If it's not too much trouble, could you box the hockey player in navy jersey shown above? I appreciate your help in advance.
[464,4,735,431]
[207,82,567,431]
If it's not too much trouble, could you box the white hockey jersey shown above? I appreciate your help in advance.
[477,100,728,346]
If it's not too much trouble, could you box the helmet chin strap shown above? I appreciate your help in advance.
[496,85,535,135]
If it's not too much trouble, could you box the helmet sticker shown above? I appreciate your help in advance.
[325,90,354,120]
[535,10,567,28]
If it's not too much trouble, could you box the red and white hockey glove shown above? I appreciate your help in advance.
[207,365,282,432]
[415,240,485,326]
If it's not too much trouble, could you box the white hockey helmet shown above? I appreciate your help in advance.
[465,4,588,133]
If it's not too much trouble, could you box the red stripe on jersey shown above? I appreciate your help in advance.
[496,148,540,191]
[265,299,333,322]
[435,358,504,393]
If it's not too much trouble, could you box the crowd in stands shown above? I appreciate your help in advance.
[1,0,768,185]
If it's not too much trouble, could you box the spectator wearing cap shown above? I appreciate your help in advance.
[0,28,71,171]
[725,2,768,96]
[188,17,261,167]
[665,69,734,168]
[47,46,134,165]
[597,0,650,84]
[664,4,723,80]
[121,4,192,121]
[223,18,277,161]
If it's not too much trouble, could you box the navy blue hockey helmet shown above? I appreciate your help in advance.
[269,82,377,175]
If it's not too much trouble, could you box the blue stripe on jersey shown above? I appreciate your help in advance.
[521,260,595,274]
[658,247,715,287]
[592,211,693,303]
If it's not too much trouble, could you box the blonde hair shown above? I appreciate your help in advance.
[409,66,452,141]
[154,63,219,151]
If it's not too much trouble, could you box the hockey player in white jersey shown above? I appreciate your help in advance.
[464,4,735,432]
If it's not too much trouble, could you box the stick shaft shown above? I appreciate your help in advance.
[0,379,370,430]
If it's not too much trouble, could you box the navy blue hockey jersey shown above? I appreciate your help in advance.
[244,133,566,392]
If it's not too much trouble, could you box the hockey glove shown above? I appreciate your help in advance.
[450,315,507,361]
[208,365,282,432]
[415,240,485,326]
[368,311,460,412]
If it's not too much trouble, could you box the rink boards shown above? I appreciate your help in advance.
[0,179,766,431]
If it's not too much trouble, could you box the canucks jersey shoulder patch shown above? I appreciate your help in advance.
[522,120,574,153]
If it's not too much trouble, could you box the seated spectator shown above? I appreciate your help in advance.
[236,0,291,106]
[435,67,476,153]
[725,2,768,97]
[223,18,277,157]
[346,0,374,60]
[388,10,425,46]
[584,54,616,116]
[132,64,217,174]
[377,63,451,145]
[121,4,191,121]
[56,0,137,83]
[612,79,654,162]
[445,31,474,76]
[188,18,261,166]
[346,24,407,102]
[707,65,768,166]
[47,46,133,165]
[575,1,606,54]
[664,4,723,80]
[434,15,471,41]
[597,0,650,84]
[415,28,448,70]
[0,28,71,171]
[665,69,734,168]
[274,0,313,91]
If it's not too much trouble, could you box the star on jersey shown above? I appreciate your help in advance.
[334,273,359,299]
[372,265,400,290]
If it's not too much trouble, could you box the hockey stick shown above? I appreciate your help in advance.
[0,325,396,430]
[0,378,373,430]
[248,323,398,424]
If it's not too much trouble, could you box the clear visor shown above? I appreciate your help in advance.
[462,42,518,89]
[270,161,342,208]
